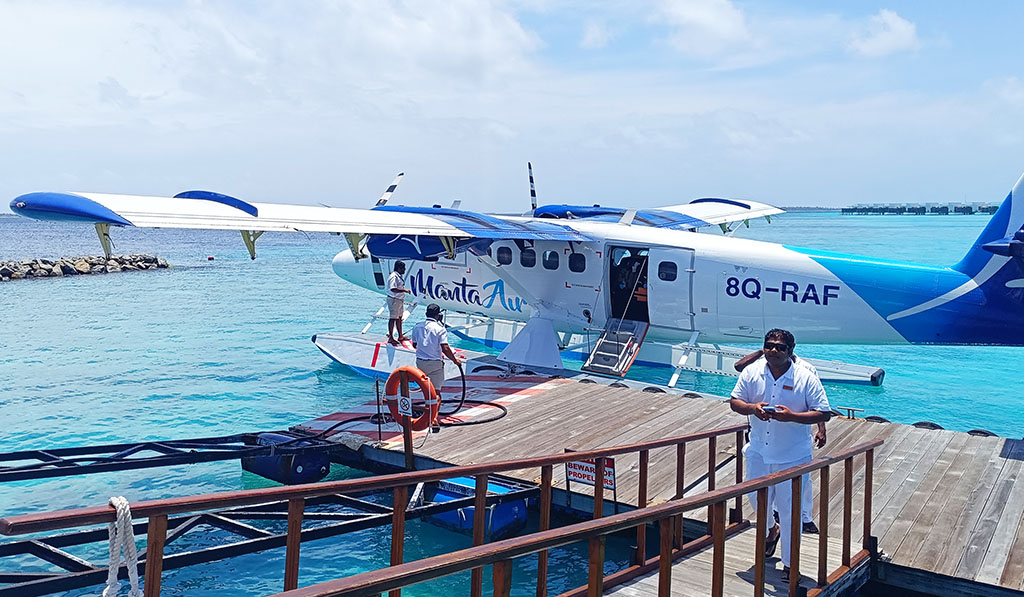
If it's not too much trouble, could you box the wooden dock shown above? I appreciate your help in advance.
[297,371,1024,594]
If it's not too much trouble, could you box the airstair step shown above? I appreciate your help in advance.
[581,318,649,378]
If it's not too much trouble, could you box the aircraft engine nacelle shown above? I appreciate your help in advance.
[332,249,377,289]
[365,234,492,260]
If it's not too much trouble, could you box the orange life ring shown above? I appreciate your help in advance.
[384,366,440,431]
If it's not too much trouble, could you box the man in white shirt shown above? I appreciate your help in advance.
[734,349,827,534]
[730,329,831,583]
[386,261,411,345]
[411,304,464,415]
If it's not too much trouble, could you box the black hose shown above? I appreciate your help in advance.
[438,361,468,416]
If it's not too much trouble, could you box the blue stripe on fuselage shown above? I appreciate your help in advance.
[786,246,1024,345]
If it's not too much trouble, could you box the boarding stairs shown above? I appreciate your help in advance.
[581,318,649,377]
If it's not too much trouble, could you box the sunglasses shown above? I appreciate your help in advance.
[763,342,790,352]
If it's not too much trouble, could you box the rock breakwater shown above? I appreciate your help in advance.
[0,254,169,281]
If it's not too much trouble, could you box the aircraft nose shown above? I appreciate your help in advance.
[331,249,372,285]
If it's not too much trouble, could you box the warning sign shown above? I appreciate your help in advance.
[566,457,616,491]
[397,394,412,416]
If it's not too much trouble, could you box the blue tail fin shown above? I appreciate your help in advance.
[953,172,1024,277]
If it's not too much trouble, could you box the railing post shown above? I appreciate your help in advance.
[493,559,513,597]
[537,465,552,597]
[754,487,767,597]
[789,477,802,597]
[636,450,649,565]
[400,371,414,471]
[471,474,488,597]
[706,436,716,534]
[711,501,725,597]
[658,517,673,597]
[593,457,605,519]
[733,429,744,523]
[863,449,874,550]
[842,457,852,567]
[284,498,305,591]
[674,443,685,547]
[587,536,605,597]
[390,485,408,597]
[143,514,167,597]
[818,466,830,586]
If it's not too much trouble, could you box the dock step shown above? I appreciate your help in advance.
[581,318,649,377]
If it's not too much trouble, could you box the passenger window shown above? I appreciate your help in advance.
[520,248,536,268]
[543,250,559,270]
[496,246,512,265]
[568,253,586,273]
[658,261,677,281]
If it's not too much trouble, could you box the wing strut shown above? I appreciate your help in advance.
[241,230,264,260]
[95,223,113,259]
[440,237,458,259]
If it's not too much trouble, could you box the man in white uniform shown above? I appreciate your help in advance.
[730,329,831,583]
[735,349,827,533]
[386,261,411,345]
[411,304,464,422]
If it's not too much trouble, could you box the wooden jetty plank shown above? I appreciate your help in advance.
[928,436,1009,577]
[868,429,955,536]
[890,432,983,564]
[824,422,904,532]
[998,497,1024,589]
[878,431,969,554]
[957,457,1024,581]
[978,446,1024,586]
[605,523,849,596]
[909,434,1004,572]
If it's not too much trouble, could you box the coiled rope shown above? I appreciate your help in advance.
[101,496,142,597]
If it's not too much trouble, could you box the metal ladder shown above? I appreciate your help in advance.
[581,318,649,377]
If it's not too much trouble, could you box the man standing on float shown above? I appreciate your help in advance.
[730,328,831,583]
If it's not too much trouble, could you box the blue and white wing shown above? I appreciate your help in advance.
[10,190,591,259]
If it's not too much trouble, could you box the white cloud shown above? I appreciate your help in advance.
[983,77,1024,108]
[656,0,750,58]
[848,9,919,58]
[580,19,613,49]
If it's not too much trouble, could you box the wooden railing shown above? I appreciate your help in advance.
[269,438,882,597]
[0,423,748,597]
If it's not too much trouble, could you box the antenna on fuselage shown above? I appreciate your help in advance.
[374,172,405,207]
[528,162,538,210]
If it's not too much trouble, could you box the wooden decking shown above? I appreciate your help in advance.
[301,372,1024,593]
[606,527,852,596]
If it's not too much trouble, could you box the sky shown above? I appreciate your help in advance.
[1,0,1022,211]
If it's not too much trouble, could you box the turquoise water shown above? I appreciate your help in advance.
[1,211,1021,594]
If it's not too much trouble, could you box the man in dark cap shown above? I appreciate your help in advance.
[411,304,464,403]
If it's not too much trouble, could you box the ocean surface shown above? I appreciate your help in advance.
[1,210,1020,595]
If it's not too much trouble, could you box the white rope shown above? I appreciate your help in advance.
[101,496,142,597]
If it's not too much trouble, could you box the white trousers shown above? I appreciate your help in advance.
[773,473,813,523]
[744,447,810,568]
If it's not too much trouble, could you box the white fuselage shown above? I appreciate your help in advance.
[334,221,913,345]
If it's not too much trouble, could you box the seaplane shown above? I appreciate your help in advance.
[10,166,1024,387]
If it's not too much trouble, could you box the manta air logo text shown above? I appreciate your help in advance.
[409,270,525,312]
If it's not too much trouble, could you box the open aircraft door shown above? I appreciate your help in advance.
[647,247,696,332]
